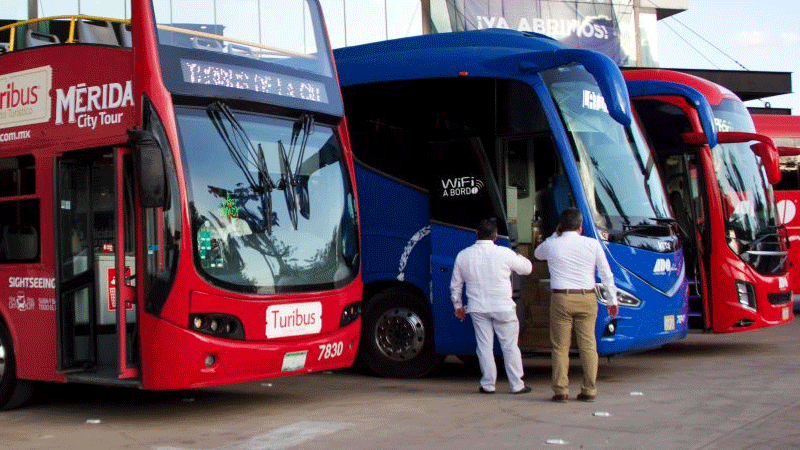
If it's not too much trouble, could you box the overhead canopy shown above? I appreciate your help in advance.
[662,68,792,102]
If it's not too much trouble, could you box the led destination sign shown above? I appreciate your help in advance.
[181,59,328,104]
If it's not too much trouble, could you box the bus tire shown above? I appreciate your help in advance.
[0,320,34,410]
[360,287,441,378]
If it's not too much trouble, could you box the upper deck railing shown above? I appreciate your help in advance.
[0,15,310,59]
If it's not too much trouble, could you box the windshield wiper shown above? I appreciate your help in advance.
[649,216,687,239]
[609,221,673,241]
[741,226,784,255]
[277,114,315,230]
[276,139,298,230]
[290,114,313,221]
[650,217,677,225]
[207,101,276,233]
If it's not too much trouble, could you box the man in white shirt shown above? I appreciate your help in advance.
[451,218,533,394]
[534,208,618,403]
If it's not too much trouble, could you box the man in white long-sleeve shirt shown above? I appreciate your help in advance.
[451,218,533,394]
[534,208,618,403]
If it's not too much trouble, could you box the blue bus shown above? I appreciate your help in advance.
[335,30,688,377]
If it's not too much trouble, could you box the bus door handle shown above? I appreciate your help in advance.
[124,273,136,286]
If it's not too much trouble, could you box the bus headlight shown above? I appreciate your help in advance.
[595,285,642,308]
[190,313,245,340]
[736,281,756,310]
[339,302,362,328]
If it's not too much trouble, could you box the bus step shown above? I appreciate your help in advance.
[66,370,141,388]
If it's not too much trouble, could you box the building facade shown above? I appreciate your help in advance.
[6,0,686,66]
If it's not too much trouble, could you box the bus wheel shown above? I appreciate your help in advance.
[361,288,441,378]
[0,320,34,410]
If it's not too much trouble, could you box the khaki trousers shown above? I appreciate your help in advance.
[549,292,598,396]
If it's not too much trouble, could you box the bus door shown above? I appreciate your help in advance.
[499,135,561,350]
[427,137,504,354]
[56,147,138,380]
[662,151,712,330]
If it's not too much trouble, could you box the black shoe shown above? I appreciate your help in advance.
[511,386,532,394]
[478,387,496,394]
[576,392,596,402]
[551,394,569,403]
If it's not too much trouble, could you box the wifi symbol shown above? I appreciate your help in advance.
[472,179,484,194]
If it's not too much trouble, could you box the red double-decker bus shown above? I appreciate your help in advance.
[624,69,793,333]
[753,114,800,311]
[0,0,361,409]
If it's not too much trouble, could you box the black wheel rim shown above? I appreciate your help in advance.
[374,307,425,362]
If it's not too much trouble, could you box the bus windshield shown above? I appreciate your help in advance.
[543,65,673,240]
[151,0,332,77]
[177,105,358,294]
[711,99,779,256]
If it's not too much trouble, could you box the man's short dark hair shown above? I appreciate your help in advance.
[477,218,498,240]
[559,208,583,232]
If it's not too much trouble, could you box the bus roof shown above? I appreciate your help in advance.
[623,68,739,107]
[334,29,633,126]
[752,114,800,138]
[334,29,564,87]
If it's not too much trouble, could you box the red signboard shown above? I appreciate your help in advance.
[0,46,134,153]
[108,266,133,312]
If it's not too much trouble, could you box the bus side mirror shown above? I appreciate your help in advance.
[751,142,781,185]
[129,129,168,208]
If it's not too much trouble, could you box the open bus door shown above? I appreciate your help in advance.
[428,137,506,356]
[55,147,139,383]
[625,81,716,330]
[498,134,566,350]
[670,152,713,330]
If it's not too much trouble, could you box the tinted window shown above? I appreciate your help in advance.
[141,102,181,316]
[0,200,40,262]
[428,137,507,235]
[0,154,35,196]
[776,156,800,191]
[0,155,39,263]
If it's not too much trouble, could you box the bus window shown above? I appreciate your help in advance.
[0,155,39,263]
[428,138,507,235]
[141,102,181,317]
[506,140,530,199]
[0,200,40,263]
[775,157,800,191]
[0,155,35,196]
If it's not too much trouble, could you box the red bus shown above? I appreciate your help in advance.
[0,0,361,409]
[624,69,793,333]
[753,114,800,311]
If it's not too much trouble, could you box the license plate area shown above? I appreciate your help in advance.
[664,315,675,331]
[281,350,308,372]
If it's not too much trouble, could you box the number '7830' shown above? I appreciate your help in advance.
[318,341,344,360]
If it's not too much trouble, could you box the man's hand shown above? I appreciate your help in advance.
[454,307,466,320]
[607,304,619,318]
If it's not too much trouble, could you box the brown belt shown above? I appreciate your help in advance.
[552,288,594,295]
